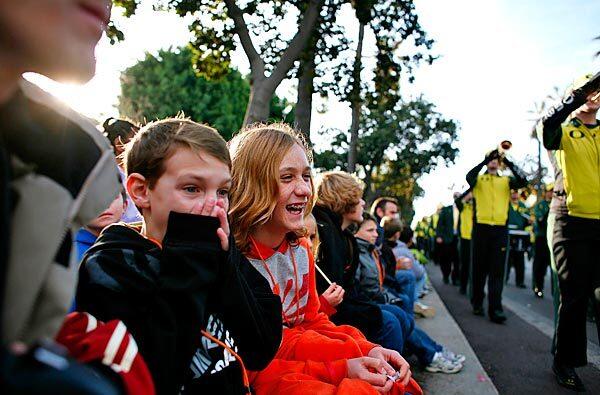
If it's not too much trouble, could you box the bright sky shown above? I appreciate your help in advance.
[29,0,600,224]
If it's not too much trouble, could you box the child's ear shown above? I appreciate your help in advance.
[127,173,150,211]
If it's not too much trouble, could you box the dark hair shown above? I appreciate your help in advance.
[399,226,414,244]
[370,196,399,219]
[125,118,230,189]
[382,216,402,239]
[103,118,139,149]
[358,213,378,230]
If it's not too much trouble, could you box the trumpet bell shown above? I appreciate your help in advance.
[500,140,512,151]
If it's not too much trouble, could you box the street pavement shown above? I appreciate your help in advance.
[409,282,498,395]
[427,260,600,394]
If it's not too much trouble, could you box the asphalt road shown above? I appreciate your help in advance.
[503,257,598,347]
[427,261,600,394]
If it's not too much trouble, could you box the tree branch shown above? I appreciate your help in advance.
[266,0,324,89]
[223,0,265,78]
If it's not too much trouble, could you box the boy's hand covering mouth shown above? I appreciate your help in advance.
[190,198,230,251]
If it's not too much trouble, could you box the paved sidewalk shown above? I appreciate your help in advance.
[408,270,498,395]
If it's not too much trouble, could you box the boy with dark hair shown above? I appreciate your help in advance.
[76,118,282,394]
[382,220,432,317]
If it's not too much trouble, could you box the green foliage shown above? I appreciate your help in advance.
[325,0,435,103]
[112,1,318,79]
[315,97,458,214]
[118,47,293,140]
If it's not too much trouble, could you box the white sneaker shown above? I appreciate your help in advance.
[442,348,466,364]
[425,352,463,374]
[414,302,436,318]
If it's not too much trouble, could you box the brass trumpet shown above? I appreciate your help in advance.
[498,140,512,168]
[499,140,512,154]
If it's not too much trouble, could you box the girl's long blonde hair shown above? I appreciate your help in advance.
[228,123,315,253]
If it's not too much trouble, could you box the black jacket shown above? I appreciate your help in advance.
[76,212,282,395]
[312,205,383,339]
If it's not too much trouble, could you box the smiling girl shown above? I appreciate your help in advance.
[229,123,421,395]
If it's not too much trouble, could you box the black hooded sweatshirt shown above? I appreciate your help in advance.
[312,205,383,340]
[76,212,282,395]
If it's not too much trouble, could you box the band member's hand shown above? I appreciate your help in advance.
[321,283,345,307]
[587,89,600,105]
[485,149,499,162]
[577,71,600,98]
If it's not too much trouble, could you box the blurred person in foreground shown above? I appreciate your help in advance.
[0,2,156,394]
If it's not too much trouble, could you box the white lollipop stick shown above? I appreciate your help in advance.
[315,264,333,285]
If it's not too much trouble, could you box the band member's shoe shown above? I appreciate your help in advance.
[516,283,527,289]
[489,310,507,324]
[553,362,585,392]
[472,306,485,316]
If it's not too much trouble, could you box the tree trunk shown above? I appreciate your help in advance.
[226,0,324,127]
[347,21,365,173]
[295,49,316,144]
[363,164,374,202]
[243,79,273,125]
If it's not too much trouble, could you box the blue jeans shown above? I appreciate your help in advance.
[391,270,416,315]
[377,303,442,366]
[405,325,443,366]
[374,304,414,353]
[414,272,427,299]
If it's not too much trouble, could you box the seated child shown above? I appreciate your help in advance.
[354,215,465,374]
[381,218,433,317]
[76,118,282,394]
[75,189,127,262]
[306,213,345,316]
[313,171,408,356]
[228,123,421,395]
